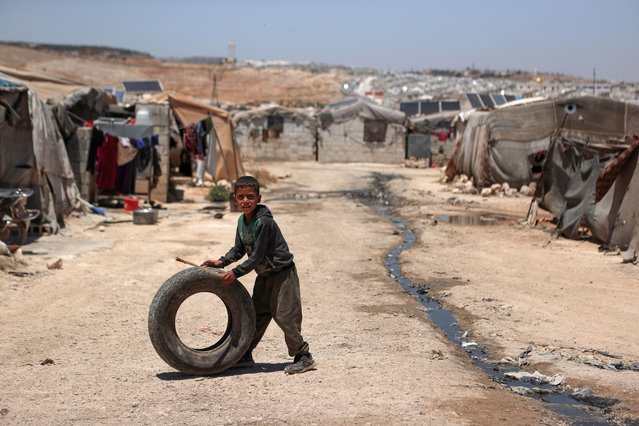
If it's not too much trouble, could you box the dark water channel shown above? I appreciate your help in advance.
[356,173,615,425]
[378,206,615,425]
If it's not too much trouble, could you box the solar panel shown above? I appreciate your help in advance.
[122,80,164,93]
[479,94,494,108]
[441,100,461,111]
[490,94,507,105]
[504,94,516,102]
[420,101,440,115]
[466,93,483,108]
[400,102,419,117]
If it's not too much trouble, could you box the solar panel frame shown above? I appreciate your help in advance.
[400,102,419,117]
[479,94,494,108]
[122,80,164,93]
[466,93,484,108]
[441,100,461,111]
[490,94,507,105]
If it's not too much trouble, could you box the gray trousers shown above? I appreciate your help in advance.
[248,265,310,357]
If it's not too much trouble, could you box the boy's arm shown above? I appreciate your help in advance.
[231,219,271,278]
[219,227,246,266]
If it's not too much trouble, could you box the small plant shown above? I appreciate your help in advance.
[206,183,231,202]
[438,144,445,155]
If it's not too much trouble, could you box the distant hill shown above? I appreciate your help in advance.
[1,41,152,59]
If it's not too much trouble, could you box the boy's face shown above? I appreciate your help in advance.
[234,186,261,217]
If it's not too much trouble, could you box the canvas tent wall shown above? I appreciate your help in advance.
[446,96,637,190]
[317,99,406,163]
[233,105,317,161]
[144,92,244,182]
[0,86,80,232]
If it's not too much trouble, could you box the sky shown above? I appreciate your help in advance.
[0,0,638,82]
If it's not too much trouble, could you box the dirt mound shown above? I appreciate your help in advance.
[0,43,347,106]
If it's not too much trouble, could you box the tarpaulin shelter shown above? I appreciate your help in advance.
[445,96,638,190]
[0,65,115,120]
[143,92,244,182]
[0,85,80,232]
[317,98,406,163]
[233,105,317,161]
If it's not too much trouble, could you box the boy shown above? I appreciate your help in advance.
[202,176,315,374]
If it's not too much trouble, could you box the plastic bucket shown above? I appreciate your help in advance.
[124,196,140,212]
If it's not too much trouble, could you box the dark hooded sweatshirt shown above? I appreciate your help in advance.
[219,204,294,278]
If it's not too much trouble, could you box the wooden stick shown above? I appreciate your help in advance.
[175,256,222,277]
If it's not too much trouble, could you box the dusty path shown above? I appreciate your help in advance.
[2,161,634,425]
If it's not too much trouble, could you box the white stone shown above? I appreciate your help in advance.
[481,188,492,197]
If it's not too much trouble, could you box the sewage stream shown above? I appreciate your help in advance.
[270,175,627,424]
[365,174,617,425]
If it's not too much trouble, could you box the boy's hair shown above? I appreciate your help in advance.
[234,175,260,194]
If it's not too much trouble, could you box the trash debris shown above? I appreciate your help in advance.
[504,370,564,385]
[518,345,533,359]
[571,387,620,408]
[510,386,555,396]
[8,271,33,277]
[40,358,55,365]
[0,406,8,416]
[461,341,478,348]
[47,258,63,270]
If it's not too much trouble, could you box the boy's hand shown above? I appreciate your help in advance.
[220,270,236,286]
[201,259,223,268]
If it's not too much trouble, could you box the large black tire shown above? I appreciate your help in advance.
[148,267,256,375]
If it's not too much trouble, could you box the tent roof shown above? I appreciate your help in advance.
[232,105,316,125]
[0,65,86,102]
[141,91,230,125]
[319,98,405,129]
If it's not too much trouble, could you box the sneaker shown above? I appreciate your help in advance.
[234,352,255,368]
[284,353,315,374]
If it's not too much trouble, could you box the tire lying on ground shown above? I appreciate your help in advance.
[148,267,256,375]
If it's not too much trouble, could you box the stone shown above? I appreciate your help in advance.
[0,241,9,257]
[490,183,502,193]
[459,175,469,184]
[519,185,535,196]
[481,188,492,197]
[47,258,63,270]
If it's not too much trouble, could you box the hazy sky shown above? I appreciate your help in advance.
[1,0,638,81]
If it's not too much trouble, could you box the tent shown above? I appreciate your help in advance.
[317,99,406,163]
[446,96,639,190]
[143,92,244,182]
[233,105,317,161]
[0,85,80,232]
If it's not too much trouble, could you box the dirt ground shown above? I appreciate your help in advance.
[1,161,638,425]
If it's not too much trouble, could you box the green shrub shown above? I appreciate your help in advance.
[207,183,231,202]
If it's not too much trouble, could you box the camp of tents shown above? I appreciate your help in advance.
[446,96,639,262]
[1,63,637,262]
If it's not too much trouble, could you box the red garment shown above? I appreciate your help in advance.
[96,134,119,190]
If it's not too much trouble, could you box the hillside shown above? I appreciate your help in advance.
[0,43,347,106]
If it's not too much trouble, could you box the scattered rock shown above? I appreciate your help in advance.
[0,241,10,257]
[98,225,105,232]
[481,188,492,197]
[452,188,462,195]
[459,175,469,184]
[0,406,8,416]
[40,358,55,365]
[519,184,535,196]
[47,258,63,270]
[490,183,502,193]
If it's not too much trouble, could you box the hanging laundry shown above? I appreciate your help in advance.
[117,137,138,166]
[87,127,104,173]
[96,134,119,190]
[182,122,207,160]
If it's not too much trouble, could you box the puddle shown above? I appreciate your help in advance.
[436,214,509,225]
[356,174,616,425]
